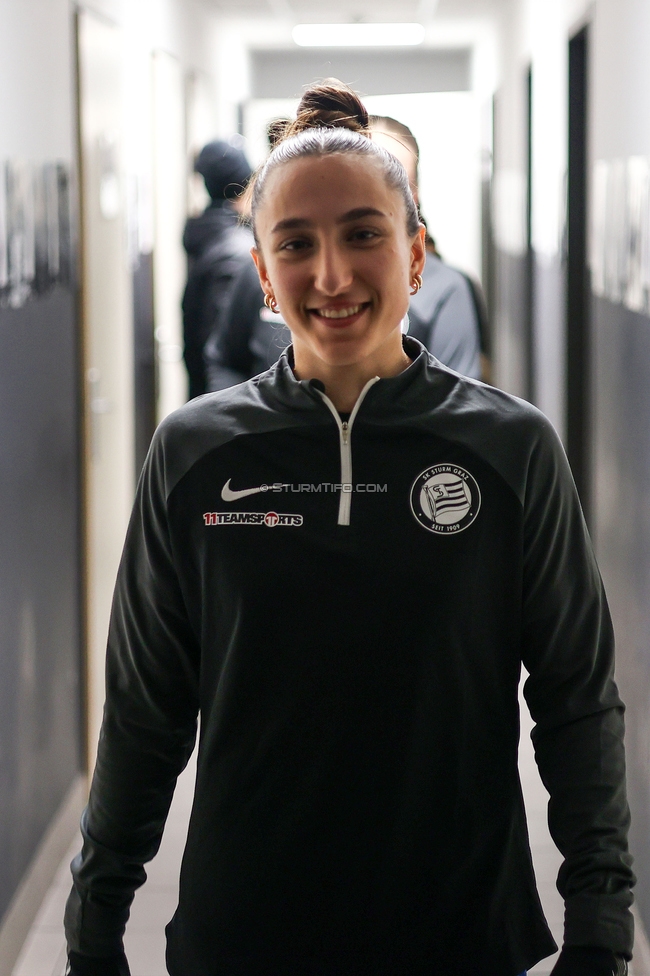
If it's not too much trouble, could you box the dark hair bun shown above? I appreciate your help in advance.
[266,118,291,148]
[286,79,369,138]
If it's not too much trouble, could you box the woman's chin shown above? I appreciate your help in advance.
[292,320,404,371]
[310,335,376,368]
[313,340,397,372]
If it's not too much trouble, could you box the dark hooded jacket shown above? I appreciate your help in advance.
[181,203,253,398]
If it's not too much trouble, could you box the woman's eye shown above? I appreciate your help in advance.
[280,238,311,252]
[350,228,379,242]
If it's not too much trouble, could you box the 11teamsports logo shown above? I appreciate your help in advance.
[203,511,303,527]
[410,464,481,534]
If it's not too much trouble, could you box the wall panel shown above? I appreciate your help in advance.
[76,8,135,762]
[592,295,650,938]
[0,0,83,927]
[0,284,81,923]
[493,248,529,397]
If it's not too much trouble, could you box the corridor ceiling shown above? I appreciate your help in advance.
[203,0,503,20]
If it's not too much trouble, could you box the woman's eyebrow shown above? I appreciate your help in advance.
[272,217,311,233]
[338,207,387,223]
[271,207,387,234]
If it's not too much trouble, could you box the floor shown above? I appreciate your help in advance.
[11,692,566,976]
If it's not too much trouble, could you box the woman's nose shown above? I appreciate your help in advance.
[312,242,354,295]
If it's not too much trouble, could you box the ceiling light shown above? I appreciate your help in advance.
[291,23,426,47]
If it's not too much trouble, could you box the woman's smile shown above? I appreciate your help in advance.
[309,301,371,327]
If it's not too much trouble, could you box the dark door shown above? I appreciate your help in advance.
[133,251,156,478]
[524,66,535,403]
[567,26,590,520]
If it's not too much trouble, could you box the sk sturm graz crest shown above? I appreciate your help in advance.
[410,464,481,535]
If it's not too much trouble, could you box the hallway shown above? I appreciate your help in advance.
[12,695,566,976]
[2,0,650,973]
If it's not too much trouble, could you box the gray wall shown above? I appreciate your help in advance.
[0,287,82,922]
[533,255,565,437]
[590,0,650,938]
[592,297,650,934]
[0,0,82,924]
[494,249,529,398]
[0,0,227,922]
[491,0,650,936]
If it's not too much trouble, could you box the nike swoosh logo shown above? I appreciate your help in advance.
[221,479,267,502]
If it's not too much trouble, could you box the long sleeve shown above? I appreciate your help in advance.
[408,258,482,379]
[204,259,263,392]
[65,432,200,957]
[426,275,482,379]
[520,417,634,956]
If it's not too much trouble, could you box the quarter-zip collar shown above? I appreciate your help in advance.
[163,338,467,504]
[265,337,456,420]
[314,376,381,526]
[256,338,459,527]
[258,338,455,527]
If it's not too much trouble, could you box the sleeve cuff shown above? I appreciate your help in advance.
[564,893,634,958]
[67,950,131,976]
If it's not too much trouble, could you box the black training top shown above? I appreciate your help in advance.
[65,338,634,976]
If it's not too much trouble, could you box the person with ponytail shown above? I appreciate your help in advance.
[65,81,633,976]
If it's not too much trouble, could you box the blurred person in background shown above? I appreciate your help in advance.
[204,250,292,391]
[205,114,489,391]
[204,120,292,392]
[370,115,488,382]
[182,139,253,398]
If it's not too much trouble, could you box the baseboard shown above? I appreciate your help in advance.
[0,776,86,976]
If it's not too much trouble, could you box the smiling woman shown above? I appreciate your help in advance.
[249,83,425,410]
[252,152,424,408]
[65,81,633,976]
[245,82,425,411]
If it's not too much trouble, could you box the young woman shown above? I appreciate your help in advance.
[65,83,633,976]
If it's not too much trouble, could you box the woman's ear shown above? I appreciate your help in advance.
[410,225,427,278]
[251,246,271,291]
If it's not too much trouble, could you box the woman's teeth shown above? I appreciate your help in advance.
[318,304,363,319]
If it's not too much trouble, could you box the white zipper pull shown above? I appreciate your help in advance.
[316,376,380,526]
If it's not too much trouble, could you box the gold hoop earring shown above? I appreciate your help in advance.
[264,294,279,314]
[410,274,423,296]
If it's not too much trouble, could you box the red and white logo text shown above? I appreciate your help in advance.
[203,511,303,527]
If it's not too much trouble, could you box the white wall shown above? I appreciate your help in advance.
[592,0,650,160]
[366,91,483,279]
[80,0,222,80]
[74,0,229,422]
[0,0,75,160]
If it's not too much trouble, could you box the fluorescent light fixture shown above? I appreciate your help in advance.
[292,23,426,47]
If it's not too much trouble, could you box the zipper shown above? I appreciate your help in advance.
[317,376,380,526]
